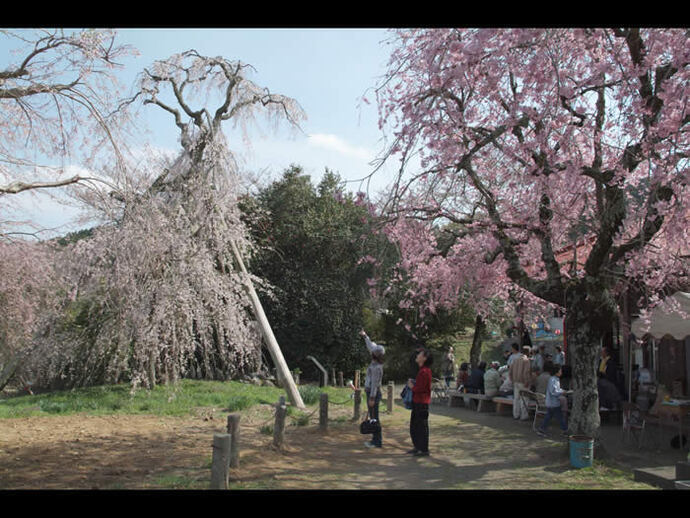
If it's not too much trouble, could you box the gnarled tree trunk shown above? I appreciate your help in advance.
[469,314,485,369]
[565,285,615,439]
[0,354,20,392]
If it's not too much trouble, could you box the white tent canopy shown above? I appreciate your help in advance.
[631,291,690,340]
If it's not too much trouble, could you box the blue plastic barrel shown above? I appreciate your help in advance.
[569,435,594,468]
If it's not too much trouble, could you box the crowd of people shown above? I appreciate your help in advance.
[451,342,625,434]
[357,329,626,448]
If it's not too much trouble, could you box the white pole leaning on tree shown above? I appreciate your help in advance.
[229,239,306,410]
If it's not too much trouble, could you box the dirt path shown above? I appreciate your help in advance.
[0,402,656,489]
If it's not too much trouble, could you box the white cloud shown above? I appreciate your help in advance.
[306,133,373,161]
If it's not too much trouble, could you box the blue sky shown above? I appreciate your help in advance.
[3,28,399,236]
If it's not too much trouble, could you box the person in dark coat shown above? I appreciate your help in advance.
[597,372,622,410]
[464,361,487,394]
[407,348,433,456]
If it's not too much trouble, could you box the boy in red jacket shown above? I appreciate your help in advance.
[407,348,433,456]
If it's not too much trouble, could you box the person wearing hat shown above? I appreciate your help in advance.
[483,361,502,397]
[360,329,385,448]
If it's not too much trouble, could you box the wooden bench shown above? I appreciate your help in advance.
[447,390,495,412]
[492,396,515,415]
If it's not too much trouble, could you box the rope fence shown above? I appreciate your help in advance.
[210,378,397,488]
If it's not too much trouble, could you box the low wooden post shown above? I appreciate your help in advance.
[330,368,336,387]
[387,381,394,413]
[354,371,360,389]
[338,371,344,387]
[210,433,232,489]
[273,397,287,449]
[319,392,328,431]
[226,413,240,469]
[353,388,361,421]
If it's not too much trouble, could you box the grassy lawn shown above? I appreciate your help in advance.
[549,461,653,490]
[0,380,656,490]
[0,379,351,419]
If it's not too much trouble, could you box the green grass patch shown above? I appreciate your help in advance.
[299,385,322,405]
[0,379,293,419]
[149,473,205,489]
[294,413,311,426]
[550,461,656,490]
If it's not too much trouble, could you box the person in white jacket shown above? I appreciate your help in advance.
[360,329,384,448]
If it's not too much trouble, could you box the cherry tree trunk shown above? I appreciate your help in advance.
[469,314,485,369]
[0,354,20,392]
[564,286,613,439]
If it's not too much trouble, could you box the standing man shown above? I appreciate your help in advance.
[507,342,521,367]
[532,345,546,372]
[599,347,617,384]
[441,346,456,387]
[360,329,385,448]
[553,345,565,367]
[509,346,532,421]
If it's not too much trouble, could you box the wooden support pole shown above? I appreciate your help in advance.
[354,371,360,389]
[331,368,336,387]
[210,433,232,489]
[338,371,344,387]
[226,413,240,469]
[387,381,394,413]
[353,389,361,421]
[229,239,305,409]
[319,393,328,431]
[273,397,287,449]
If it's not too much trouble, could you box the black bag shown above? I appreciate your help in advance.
[360,417,381,435]
[400,385,413,409]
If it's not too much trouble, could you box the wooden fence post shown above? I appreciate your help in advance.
[354,371,360,389]
[210,433,232,489]
[353,388,361,421]
[330,368,336,387]
[226,413,240,469]
[273,397,287,449]
[338,371,344,387]
[319,392,328,431]
[387,381,394,413]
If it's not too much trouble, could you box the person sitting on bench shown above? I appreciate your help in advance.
[497,366,513,397]
[535,362,552,394]
[484,361,501,397]
[456,362,470,391]
[464,361,486,394]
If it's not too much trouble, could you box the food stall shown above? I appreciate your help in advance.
[630,291,690,450]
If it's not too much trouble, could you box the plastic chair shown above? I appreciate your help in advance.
[431,378,449,405]
[621,402,647,449]
[521,390,547,431]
